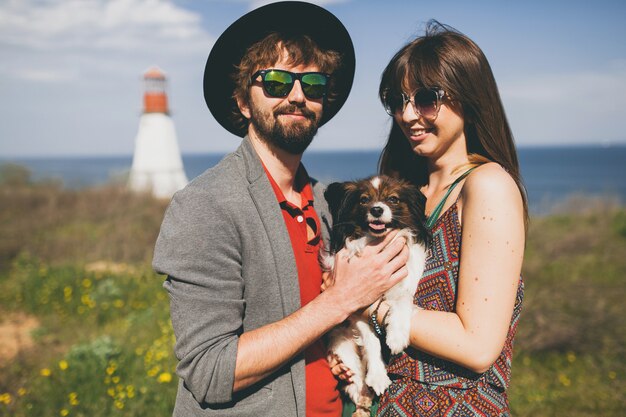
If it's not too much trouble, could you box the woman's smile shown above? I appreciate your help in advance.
[407,127,434,142]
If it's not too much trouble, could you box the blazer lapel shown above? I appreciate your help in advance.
[240,137,301,317]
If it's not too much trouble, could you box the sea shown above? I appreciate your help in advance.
[3,145,626,215]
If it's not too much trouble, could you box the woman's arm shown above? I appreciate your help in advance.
[403,163,525,373]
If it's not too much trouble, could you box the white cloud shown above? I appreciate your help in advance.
[0,0,213,84]
[15,68,77,82]
[504,64,626,102]
[501,62,626,144]
[0,0,208,50]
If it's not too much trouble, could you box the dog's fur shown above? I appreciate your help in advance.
[321,175,429,416]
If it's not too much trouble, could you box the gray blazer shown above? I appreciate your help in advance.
[153,136,332,417]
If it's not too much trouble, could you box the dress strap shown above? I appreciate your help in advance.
[425,166,477,228]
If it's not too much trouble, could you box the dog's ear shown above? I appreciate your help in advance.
[325,181,360,253]
[405,184,431,245]
[324,182,348,222]
[324,182,359,221]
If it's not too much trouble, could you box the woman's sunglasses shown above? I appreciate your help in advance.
[251,69,330,100]
[383,87,445,119]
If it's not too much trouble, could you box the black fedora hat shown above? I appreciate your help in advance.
[203,1,356,138]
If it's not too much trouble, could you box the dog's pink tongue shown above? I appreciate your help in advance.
[369,222,386,231]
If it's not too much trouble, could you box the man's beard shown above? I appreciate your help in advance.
[249,103,319,155]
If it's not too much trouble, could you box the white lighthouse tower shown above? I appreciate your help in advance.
[128,66,188,199]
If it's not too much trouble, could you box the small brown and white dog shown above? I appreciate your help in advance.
[321,175,429,416]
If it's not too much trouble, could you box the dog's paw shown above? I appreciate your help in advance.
[343,382,361,404]
[343,379,363,405]
[385,329,410,355]
[365,368,391,396]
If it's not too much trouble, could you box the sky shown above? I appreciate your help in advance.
[1,0,625,157]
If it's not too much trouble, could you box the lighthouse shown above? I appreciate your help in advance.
[128,66,188,199]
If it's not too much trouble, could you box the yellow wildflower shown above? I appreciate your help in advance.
[82,278,92,288]
[114,400,124,410]
[106,366,116,375]
[68,392,79,406]
[566,351,576,363]
[0,393,12,405]
[60,409,69,417]
[40,368,52,377]
[59,360,69,371]
[157,372,173,383]
[107,388,115,397]
[18,388,27,396]
[558,373,571,387]
[147,366,160,377]
[112,376,120,384]
[63,286,73,302]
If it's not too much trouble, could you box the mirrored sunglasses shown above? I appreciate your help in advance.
[251,69,330,100]
[383,87,445,119]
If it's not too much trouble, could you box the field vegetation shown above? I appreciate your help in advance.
[0,164,624,416]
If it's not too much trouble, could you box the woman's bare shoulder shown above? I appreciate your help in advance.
[462,162,520,200]
[458,162,523,222]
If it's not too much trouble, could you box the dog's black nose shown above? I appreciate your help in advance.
[370,206,384,218]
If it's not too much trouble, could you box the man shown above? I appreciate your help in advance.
[153,2,409,416]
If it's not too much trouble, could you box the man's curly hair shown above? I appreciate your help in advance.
[230,32,342,134]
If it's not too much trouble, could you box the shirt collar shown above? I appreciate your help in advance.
[263,163,315,209]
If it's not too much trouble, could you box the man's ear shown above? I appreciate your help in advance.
[236,95,251,120]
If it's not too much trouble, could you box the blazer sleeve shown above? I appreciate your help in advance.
[153,186,244,405]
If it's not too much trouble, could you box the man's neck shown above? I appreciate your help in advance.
[249,133,303,206]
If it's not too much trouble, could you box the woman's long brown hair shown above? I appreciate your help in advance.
[378,21,529,227]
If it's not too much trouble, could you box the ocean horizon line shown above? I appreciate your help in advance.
[2,141,626,161]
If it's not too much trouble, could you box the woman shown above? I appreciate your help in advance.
[333,21,527,416]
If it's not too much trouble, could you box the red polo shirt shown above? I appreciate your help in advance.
[264,164,341,417]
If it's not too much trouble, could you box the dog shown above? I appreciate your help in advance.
[321,175,429,416]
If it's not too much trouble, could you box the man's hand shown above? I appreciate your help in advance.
[325,231,409,318]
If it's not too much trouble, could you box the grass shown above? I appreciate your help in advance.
[509,199,626,416]
[0,164,624,416]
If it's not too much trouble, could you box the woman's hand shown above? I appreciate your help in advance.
[328,352,354,384]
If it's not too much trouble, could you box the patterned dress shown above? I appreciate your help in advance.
[376,200,524,417]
